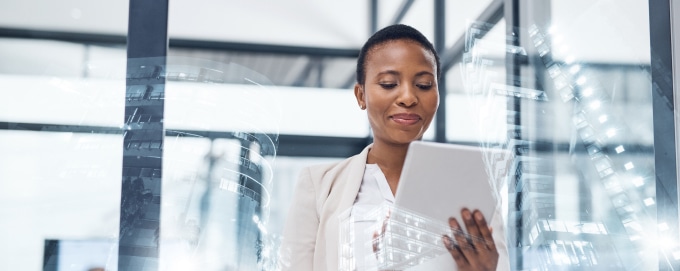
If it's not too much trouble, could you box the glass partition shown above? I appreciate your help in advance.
[1,0,679,270]
[457,0,675,269]
[0,4,128,271]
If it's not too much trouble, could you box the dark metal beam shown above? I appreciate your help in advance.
[390,0,415,25]
[341,71,358,89]
[0,122,121,134]
[0,27,127,45]
[119,0,168,269]
[291,57,320,86]
[440,0,504,72]
[648,0,680,269]
[370,0,378,34]
[278,134,370,158]
[434,0,446,143]
[0,27,359,58]
[165,130,368,158]
[169,38,359,57]
[504,0,521,269]
[0,122,656,156]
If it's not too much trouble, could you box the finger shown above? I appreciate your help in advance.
[443,235,469,267]
[462,209,484,250]
[475,216,500,270]
[374,211,391,254]
[381,213,389,235]
[474,211,497,251]
[449,217,474,253]
[372,230,379,253]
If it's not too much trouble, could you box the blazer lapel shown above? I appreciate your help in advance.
[336,144,371,220]
[323,144,371,270]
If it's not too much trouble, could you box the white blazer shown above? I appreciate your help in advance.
[279,145,510,271]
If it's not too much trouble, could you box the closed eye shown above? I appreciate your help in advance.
[379,83,397,89]
[416,84,433,90]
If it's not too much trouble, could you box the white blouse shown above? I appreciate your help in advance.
[350,164,392,270]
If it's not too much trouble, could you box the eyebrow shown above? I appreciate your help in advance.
[376,70,435,77]
[377,70,400,76]
[414,71,435,77]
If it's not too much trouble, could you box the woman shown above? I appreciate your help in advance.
[280,24,507,271]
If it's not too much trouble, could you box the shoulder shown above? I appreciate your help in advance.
[306,156,355,177]
[296,145,371,201]
[291,144,371,216]
[302,151,366,186]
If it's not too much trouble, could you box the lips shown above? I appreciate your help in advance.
[391,113,421,125]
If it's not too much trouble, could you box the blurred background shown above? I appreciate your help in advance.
[0,0,679,270]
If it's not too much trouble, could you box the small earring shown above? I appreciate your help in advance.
[360,105,366,109]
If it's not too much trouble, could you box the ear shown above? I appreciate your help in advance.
[354,83,366,109]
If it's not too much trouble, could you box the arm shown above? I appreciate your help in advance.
[279,168,319,271]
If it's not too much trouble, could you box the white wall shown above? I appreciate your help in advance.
[0,0,369,49]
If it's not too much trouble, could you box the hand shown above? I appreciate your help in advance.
[442,208,498,271]
[372,210,391,255]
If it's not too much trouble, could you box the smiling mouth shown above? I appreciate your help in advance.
[391,113,421,125]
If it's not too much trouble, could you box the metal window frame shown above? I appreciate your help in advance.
[649,0,680,269]
[0,27,360,57]
[672,0,680,231]
[118,0,169,269]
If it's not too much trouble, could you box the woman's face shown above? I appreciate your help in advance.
[355,39,439,146]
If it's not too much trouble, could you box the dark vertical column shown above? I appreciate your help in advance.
[648,0,680,269]
[370,0,378,34]
[236,139,264,268]
[43,240,59,271]
[505,0,521,110]
[434,0,446,143]
[505,0,521,148]
[119,1,168,270]
[504,0,521,269]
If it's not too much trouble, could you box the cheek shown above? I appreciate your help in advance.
[365,92,390,110]
[424,94,440,115]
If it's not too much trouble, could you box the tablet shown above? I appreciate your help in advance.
[394,140,508,231]
[385,141,511,270]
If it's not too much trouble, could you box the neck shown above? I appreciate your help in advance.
[367,140,411,193]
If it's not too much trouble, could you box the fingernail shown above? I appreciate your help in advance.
[463,211,471,220]
[442,236,451,249]
[475,211,483,220]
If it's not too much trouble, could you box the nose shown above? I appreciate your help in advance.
[396,85,418,107]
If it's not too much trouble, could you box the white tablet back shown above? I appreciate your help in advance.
[394,140,506,230]
[388,141,511,270]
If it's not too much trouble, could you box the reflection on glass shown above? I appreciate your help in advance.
[3,0,678,269]
[523,22,660,269]
[459,0,667,269]
[339,203,454,271]
[0,35,126,270]
[0,131,123,270]
[43,239,118,271]
[159,58,279,271]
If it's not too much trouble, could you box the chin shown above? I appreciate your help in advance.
[390,134,423,145]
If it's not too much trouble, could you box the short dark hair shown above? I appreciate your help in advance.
[355,24,441,85]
